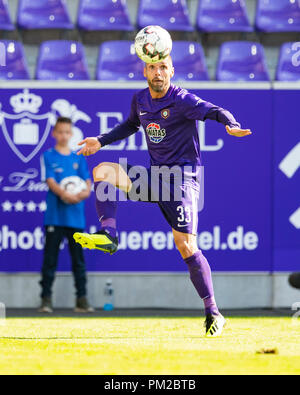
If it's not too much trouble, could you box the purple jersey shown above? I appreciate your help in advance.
[97,85,241,234]
[98,84,240,167]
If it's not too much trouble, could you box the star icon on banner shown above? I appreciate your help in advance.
[1,200,47,213]
[26,201,37,212]
[2,200,13,212]
[38,201,47,212]
[14,201,24,212]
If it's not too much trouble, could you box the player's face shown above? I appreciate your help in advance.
[144,58,174,94]
[52,122,73,146]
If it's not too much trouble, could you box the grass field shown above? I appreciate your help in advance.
[0,316,299,375]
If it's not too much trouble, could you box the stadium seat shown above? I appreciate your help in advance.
[216,41,270,81]
[36,41,90,80]
[0,40,30,79]
[256,0,300,32]
[197,0,253,32]
[172,41,209,81]
[18,0,73,30]
[97,41,144,80]
[78,0,133,31]
[137,0,193,32]
[0,0,14,30]
[276,42,300,81]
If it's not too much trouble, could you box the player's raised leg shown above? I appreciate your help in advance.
[172,229,226,337]
[73,162,132,254]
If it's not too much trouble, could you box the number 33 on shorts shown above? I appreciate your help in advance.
[177,205,192,226]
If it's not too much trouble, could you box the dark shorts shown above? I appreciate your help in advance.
[124,164,202,235]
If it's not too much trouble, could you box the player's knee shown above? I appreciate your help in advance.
[92,164,102,181]
[93,162,115,182]
[175,238,197,259]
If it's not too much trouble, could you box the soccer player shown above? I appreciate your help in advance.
[39,117,94,313]
[74,57,252,336]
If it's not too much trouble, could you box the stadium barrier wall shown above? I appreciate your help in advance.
[0,81,299,308]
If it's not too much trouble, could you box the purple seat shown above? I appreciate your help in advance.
[138,0,193,32]
[97,41,144,80]
[171,41,209,81]
[18,0,73,30]
[276,42,300,81]
[256,0,300,32]
[0,40,30,79]
[78,0,133,31]
[197,0,253,32]
[36,41,90,80]
[216,41,270,81]
[0,0,14,30]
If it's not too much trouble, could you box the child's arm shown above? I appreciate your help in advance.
[76,179,92,202]
[47,178,81,204]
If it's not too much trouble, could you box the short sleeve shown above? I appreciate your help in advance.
[40,152,55,181]
[78,155,90,181]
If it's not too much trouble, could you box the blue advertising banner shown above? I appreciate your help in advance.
[0,86,273,272]
[273,89,300,271]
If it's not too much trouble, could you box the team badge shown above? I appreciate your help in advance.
[161,109,170,119]
[146,123,166,143]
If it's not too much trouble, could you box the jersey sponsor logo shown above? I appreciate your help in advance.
[139,111,147,116]
[146,122,166,144]
[161,109,170,119]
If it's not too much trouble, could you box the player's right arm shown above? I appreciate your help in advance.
[77,137,102,157]
[77,94,140,156]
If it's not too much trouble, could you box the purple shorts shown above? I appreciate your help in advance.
[124,164,201,235]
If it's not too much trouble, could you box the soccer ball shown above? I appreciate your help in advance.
[60,176,87,195]
[135,25,172,64]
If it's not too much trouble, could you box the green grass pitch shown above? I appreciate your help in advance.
[0,317,299,375]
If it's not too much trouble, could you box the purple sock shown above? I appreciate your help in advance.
[94,181,117,238]
[184,250,219,316]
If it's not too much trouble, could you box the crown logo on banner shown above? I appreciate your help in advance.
[10,89,42,114]
[0,89,92,163]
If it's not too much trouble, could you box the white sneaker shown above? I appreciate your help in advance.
[205,314,226,337]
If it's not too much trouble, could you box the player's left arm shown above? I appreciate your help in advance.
[225,125,251,137]
[203,105,252,137]
[182,94,252,137]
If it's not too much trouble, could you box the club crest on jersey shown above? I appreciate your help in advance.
[146,123,166,144]
[161,109,170,119]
